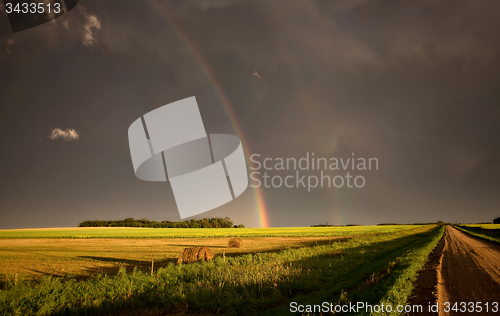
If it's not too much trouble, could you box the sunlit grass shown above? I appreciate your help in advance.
[460,224,500,230]
[455,224,500,244]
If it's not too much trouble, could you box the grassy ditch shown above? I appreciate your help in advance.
[454,224,500,245]
[262,225,445,315]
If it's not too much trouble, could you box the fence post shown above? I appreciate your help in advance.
[151,258,154,277]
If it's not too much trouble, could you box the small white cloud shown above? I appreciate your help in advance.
[253,71,261,79]
[82,14,101,46]
[49,128,79,141]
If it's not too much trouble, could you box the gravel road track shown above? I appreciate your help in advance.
[438,226,500,315]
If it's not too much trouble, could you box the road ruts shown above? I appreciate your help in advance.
[438,226,500,315]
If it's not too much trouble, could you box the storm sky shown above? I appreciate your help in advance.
[1,0,499,229]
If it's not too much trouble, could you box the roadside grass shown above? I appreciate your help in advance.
[454,224,500,245]
[0,225,441,316]
[355,225,444,316]
[0,225,420,239]
[262,225,445,315]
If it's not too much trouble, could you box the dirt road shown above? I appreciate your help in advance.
[438,226,500,315]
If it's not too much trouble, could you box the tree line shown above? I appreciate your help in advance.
[78,217,245,228]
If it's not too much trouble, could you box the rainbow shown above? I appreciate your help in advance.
[145,0,270,227]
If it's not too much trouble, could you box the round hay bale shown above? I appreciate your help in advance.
[197,247,214,261]
[228,238,243,248]
[176,250,184,264]
[177,246,214,264]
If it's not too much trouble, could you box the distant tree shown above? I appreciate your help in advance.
[222,217,233,228]
[237,224,245,228]
[78,217,242,228]
[437,221,444,226]
[493,217,500,224]
[200,218,209,228]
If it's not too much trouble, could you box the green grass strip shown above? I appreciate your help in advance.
[360,225,445,315]
[260,225,444,315]
[453,225,500,245]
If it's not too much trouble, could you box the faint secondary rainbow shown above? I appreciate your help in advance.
[146,0,269,227]
[296,86,342,225]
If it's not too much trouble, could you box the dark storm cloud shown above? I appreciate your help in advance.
[0,0,499,228]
